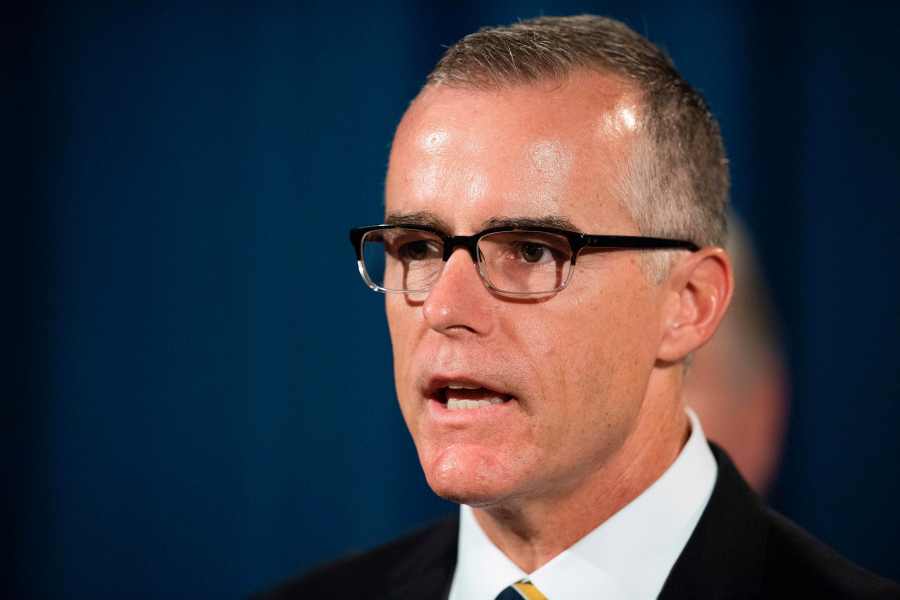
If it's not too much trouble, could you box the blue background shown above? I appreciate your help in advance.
[9,1,900,597]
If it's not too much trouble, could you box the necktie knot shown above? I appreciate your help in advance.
[494,579,548,600]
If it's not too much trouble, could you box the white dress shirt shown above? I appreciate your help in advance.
[448,409,717,600]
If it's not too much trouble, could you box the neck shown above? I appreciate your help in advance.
[471,370,689,573]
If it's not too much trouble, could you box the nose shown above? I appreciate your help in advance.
[422,247,494,336]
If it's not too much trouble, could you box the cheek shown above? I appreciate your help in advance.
[515,278,658,421]
[386,299,421,417]
[386,298,416,364]
[501,304,613,451]
[512,297,621,385]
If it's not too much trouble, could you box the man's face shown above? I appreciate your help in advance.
[385,72,669,507]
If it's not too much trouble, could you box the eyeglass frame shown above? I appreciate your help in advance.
[349,223,700,296]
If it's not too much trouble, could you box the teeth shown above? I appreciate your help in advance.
[447,398,506,410]
[446,383,481,390]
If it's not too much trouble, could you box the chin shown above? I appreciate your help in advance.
[419,443,517,506]
[426,471,490,504]
[426,476,508,507]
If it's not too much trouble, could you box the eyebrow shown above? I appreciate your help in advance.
[483,215,581,232]
[385,211,453,233]
[385,211,581,234]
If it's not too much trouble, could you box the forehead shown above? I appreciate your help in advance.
[386,71,643,233]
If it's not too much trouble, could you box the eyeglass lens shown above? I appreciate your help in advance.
[360,228,573,294]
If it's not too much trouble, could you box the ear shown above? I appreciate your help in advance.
[657,247,734,363]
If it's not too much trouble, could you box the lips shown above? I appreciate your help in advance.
[424,377,515,410]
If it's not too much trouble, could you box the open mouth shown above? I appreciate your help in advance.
[434,383,514,410]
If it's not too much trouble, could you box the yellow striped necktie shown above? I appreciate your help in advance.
[494,579,548,600]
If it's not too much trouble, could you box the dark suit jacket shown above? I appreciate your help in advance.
[258,445,899,599]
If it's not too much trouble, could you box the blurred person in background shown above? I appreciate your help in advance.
[686,214,788,496]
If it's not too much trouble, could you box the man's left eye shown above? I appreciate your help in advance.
[519,242,548,263]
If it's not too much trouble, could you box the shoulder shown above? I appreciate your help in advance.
[662,444,899,599]
[761,507,900,598]
[253,516,459,600]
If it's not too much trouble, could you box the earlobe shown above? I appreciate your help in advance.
[657,248,734,363]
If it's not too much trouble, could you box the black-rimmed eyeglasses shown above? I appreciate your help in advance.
[349,224,699,296]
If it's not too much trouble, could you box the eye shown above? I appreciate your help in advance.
[509,239,567,265]
[479,231,571,269]
[518,242,549,263]
[398,239,440,261]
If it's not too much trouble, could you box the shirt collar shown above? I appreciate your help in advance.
[449,409,718,600]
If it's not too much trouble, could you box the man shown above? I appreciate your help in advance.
[262,15,899,599]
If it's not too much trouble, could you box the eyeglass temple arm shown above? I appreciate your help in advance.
[580,234,699,252]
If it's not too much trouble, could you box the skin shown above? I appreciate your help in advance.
[384,70,733,572]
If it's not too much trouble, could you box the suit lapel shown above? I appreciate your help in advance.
[659,443,769,599]
[387,516,459,600]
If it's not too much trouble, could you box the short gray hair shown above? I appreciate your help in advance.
[426,15,729,264]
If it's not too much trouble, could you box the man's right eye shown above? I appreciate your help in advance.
[399,239,439,261]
